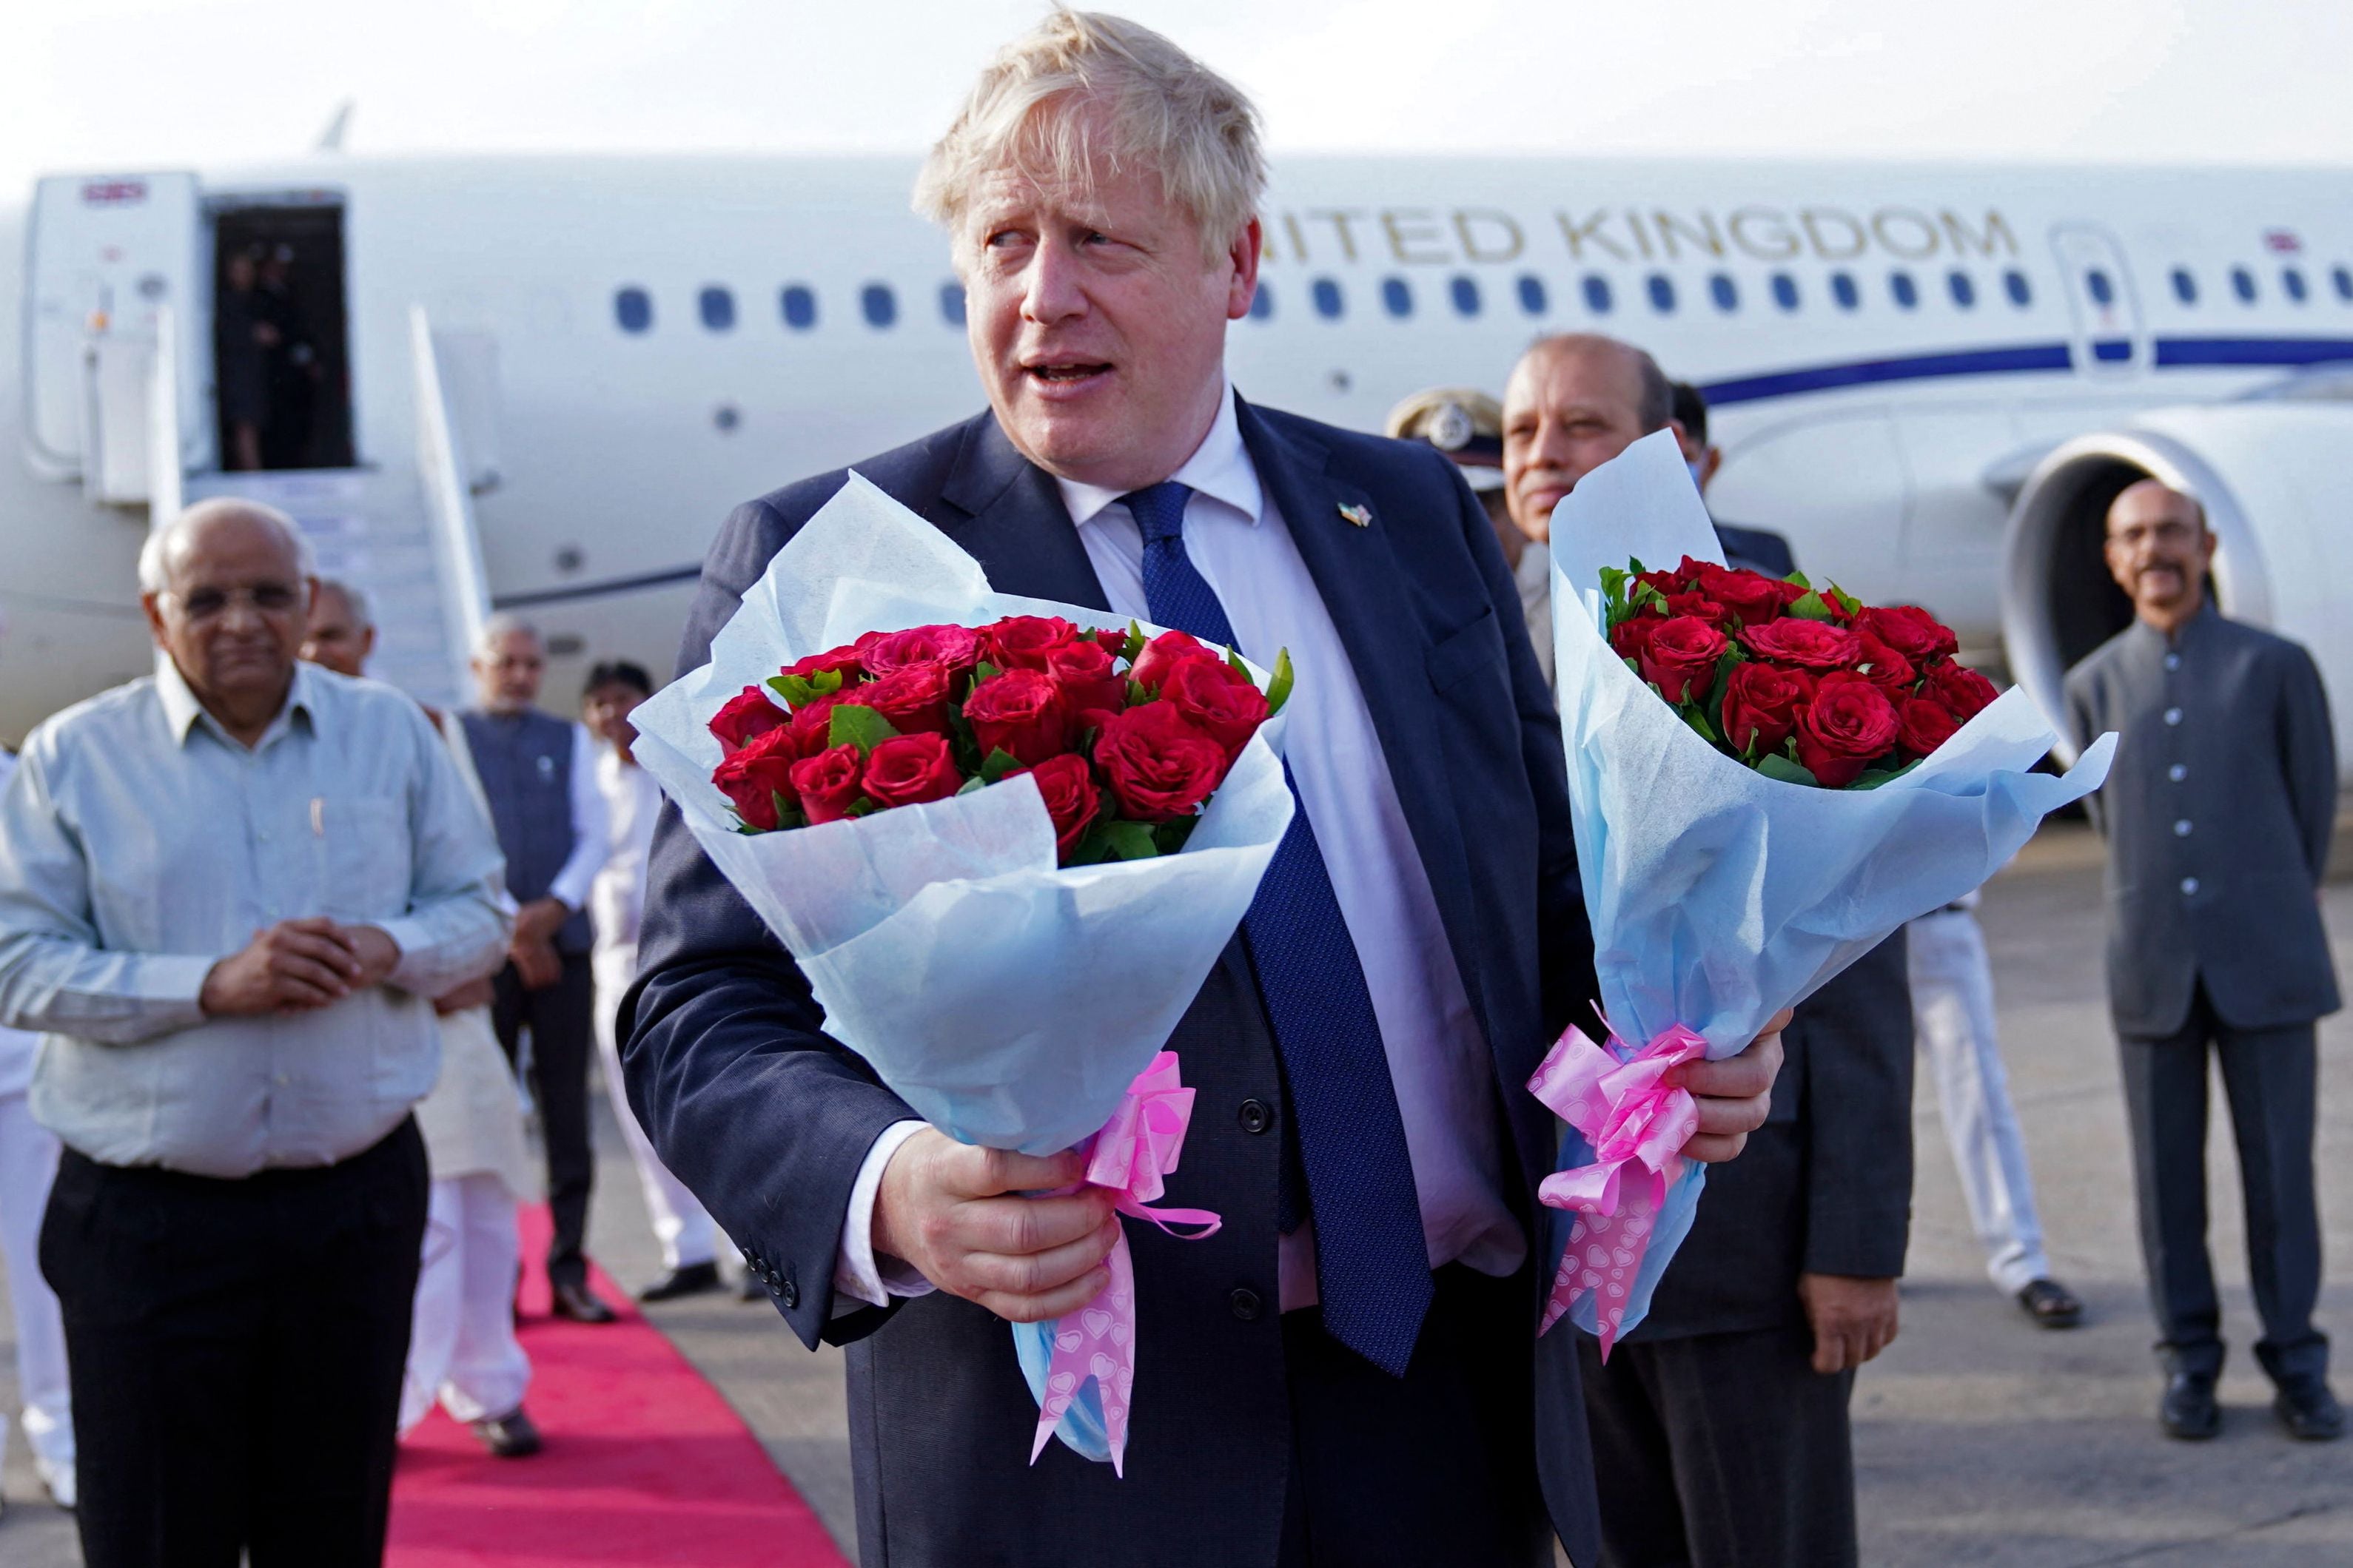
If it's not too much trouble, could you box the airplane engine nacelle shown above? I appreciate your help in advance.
[2002,403,2353,780]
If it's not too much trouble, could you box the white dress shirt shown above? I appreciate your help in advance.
[590,746,663,959]
[0,755,35,1100]
[549,723,612,916]
[836,386,1523,1313]
[0,661,511,1175]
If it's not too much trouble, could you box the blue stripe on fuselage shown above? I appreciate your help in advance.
[2152,335,2353,367]
[1700,334,2353,406]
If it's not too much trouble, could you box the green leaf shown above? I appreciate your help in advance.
[1756,753,1819,787]
[1127,679,1152,707]
[1152,818,1199,855]
[1632,582,1670,614]
[1851,758,1921,791]
[1679,704,1719,745]
[955,775,986,796]
[1124,621,1148,664]
[1788,590,1836,623]
[1828,585,1862,618]
[970,660,1001,690]
[1265,647,1295,716]
[828,704,900,756]
[1628,555,1649,576]
[767,673,816,710]
[845,798,878,818]
[1782,569,1811,590]
[1098,821,1163,862]
[772,790,805,830]
[979,747,1021,785]
[1226,646,1252,682]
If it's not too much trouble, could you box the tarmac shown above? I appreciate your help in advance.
[2,820,2347,1564]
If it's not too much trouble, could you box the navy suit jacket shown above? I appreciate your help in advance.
[622,400,1602,1566]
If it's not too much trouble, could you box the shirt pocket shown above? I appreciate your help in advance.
[318,795,413,923]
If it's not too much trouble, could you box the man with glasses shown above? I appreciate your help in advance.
[2067,480,2342,1442]
[0,499,509,1565]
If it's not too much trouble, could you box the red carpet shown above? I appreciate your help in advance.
[386,1206,850,1567]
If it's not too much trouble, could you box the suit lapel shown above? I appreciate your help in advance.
[933,414,1112,612]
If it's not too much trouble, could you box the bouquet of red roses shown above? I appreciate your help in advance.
[1530,431,2113,1356]
[704,618,1291,867]
[1600,556,1998,789]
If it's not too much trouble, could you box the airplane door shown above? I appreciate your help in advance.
[2049,223,2146,377]
[26,172,207,477]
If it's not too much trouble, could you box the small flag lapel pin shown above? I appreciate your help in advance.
[1337,502,1372,528]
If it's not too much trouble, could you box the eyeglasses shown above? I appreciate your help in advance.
[167,584,305,621]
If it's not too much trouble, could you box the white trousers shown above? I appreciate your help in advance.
[0,1093,73,1474]
[400,1174,531,1432]
[593,943,719,1271]
[1910,909,2052,1294]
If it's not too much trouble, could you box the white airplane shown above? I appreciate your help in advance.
[7,155,2353,767]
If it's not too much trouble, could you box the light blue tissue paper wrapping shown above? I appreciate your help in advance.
[1543,431,2115,1342]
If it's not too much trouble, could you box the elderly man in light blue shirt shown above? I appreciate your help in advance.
[0,498,508,1568]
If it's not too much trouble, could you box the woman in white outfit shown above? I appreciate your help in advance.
[0,748,74,1514]
[583,663,731,1302]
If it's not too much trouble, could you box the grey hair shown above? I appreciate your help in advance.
[474,611,540,658]
[137,497,315,595]
[913,10,1266,264]
[1520,334,1676,434]
[313,576,374,630]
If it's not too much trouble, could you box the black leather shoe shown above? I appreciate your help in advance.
[550,1280,619,1324]
[471,1407,543,1458]
[2161,1373,2221,1441]
[2275,1379,2345,1441]
[640,1261,724,1303]
[2017,1278,2084,1329]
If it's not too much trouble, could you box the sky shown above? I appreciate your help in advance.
[4,0,2349,195]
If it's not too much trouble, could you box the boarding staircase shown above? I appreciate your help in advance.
[90,304,491,710]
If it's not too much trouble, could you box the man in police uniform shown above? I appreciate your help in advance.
[2065,479,2341,1442]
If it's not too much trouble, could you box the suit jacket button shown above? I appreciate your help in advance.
[1229,1286,1263,1322]
[1238,1098,1272,1135]
[781,1277,800,1310]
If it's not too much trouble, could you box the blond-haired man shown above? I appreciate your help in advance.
[626,16,1784,1564]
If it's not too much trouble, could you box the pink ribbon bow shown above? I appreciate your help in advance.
[1527,1020,1708,1358]
[1030,1051,1221,1476]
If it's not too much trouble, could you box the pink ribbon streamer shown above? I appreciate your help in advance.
[1527,1020,1708,1358]
[1030,1051,1221,1476]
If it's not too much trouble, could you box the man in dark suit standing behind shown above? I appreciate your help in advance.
[622,13,1791,1566]
[2066,480,2341,1442]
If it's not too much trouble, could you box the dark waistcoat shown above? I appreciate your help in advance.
[462,708,592,954]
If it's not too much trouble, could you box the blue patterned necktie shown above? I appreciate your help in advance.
[1121,480,1433,1376]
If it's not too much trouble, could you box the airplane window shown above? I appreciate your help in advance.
[1582,275,1614,314]
[2336,266,2353,303]
[1947,270,1976,309]
[699,286,736,332]
[1450,276,1482,317]
[1381,277,1414,318]
[1312,277,1345,319]
[2170,268,2198,306]
[1517,274,1548,315]
[1770,273,1799,311]
[780,284,816,330]
[1830,272,1859,310]
[861,283,898,328]
[2003,269,2032,306]
[2232,266,2258,303]
[2084,269,2115,307]
[939,282,966,326]
[1249,283,1273,320]
[614,286,652,334]
[1890,272,1919,309]
[1646,274,1676,314]
[2282,267,2309,303]
[1708,274,1738,312]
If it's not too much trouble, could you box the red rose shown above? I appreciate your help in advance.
[1721,663,1815,756]
[981,615,1080,671]
[1662,591,1729,626]
[711,725,802,830]
[857,662,954,735]
[1850,633,1917,697]
[1161,656,1269,760]
[1854,605,1959,664]
[1014,753,1101,863]
[1609,615,1662,665]
[709,685,788,753]
[861,733,964,809]
[785,692,845,758]
[1637,558,1705,597]
[1094,701,1229,822]
[781,637,873,682]
[1637,616,1729,704]
[788,744,866,824]
[963,668,1072,765]
[1092,627,1132,658]
[1923,661,1998,723]
[1129,630,1226,693]
[1896,696,1961,759]
[1793,673,1901,787]
[1045,639,1127,717]
[1738,618,1858,670]
[859,624,981,678]
[1691,562,1793,627]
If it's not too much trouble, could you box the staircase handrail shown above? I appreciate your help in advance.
[410,304,493,697]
